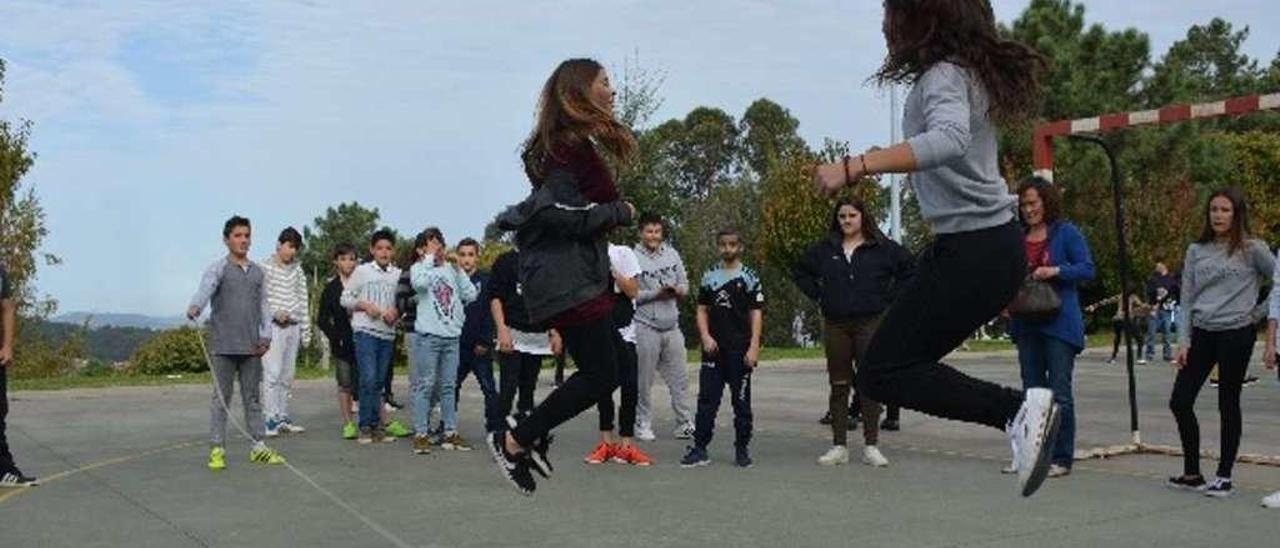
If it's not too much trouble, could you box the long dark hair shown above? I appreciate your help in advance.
[521,58,637,184]
[827,198,886,244]
[1196,187,1251,256]
[875,0,1049,125]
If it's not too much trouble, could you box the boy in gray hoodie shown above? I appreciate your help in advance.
[632,215,694,441]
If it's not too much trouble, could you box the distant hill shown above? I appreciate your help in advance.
[52,312,187,331]
[35,321,162,363]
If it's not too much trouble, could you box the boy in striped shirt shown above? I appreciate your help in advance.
[261,227,311,437]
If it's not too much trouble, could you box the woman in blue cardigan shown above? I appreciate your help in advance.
[1008,177,1095,478]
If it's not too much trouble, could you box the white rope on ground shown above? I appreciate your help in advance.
[193,322,413,548]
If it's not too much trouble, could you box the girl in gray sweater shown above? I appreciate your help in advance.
[1167,188,1274,498]
[812,0,1059,498]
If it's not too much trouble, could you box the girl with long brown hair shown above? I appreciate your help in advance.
[812,0,1061,497]
[487,59,637,495]
[793,198,915,468]
[1168,188,1274,497]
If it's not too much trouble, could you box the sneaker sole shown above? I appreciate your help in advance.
[1205,489,1234,498]
[862,459,888,467]
[1021,402,1062,498]
[486,432,534,496]
[681,460,711,469]
[1165,481,1207,492]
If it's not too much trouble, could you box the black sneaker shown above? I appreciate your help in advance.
[1243,376,1259,388]
[1209,379,1219,388]
[1204,477,1234,498]
[1166,474,1207,492]
[680,445,710,468]
[486,431,536,496]
[0,469,39,488]
[880,418,901,432]
[818,411,833,425]
[385,396,404,411]
[506,413,554,478]
[735,446,753,468]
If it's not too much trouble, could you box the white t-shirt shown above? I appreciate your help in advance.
[608,244,642,343]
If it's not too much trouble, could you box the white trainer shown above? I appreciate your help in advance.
[635,425,657,442]
[673,424,695,440]
[1008,387,1061,497]
[1261,490,1280,508]
[862,446,889,467]
[280,421,307,434]
[817,445,849,466]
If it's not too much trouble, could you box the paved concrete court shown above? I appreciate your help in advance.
[2,349,1278,547]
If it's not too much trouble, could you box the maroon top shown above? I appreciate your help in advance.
[544,141,619,328]
[1025,237,1051,271]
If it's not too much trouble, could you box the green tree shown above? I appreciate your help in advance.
[301,202,381,280]
[0,59,59,310]
[740,99,806,177]
[127,326,207,375]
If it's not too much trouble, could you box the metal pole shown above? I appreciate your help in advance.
[1068,134,1140,440]
[889,85,902,242]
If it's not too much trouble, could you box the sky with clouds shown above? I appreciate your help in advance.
[0,0,1276,317]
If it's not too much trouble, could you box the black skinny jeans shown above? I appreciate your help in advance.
[498,350,544,425]
[1170,325,1254,479]
[860,221,1026,430]
[596,338,638,437]
[512,317,620,447]
[0,366,12,471]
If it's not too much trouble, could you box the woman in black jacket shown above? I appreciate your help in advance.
[794,198,915,468]
[487,58,636,495]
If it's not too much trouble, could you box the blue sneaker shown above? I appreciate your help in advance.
[735,446,753,468]
[265,418,281,438]
[680,445,710,468]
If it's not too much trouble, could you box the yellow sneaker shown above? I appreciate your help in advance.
[208,446,227,471]
[249,445,286,465]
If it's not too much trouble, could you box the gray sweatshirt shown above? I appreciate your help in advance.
[903,62,1017,234]
[633,242,689,332]
[1178,239,1274,347]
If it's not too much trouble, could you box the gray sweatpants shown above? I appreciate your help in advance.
[635,323,693,429]
[210,354,266,446]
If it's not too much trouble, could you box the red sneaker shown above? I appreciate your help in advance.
[617,444,654,467]
[584,442,615,465]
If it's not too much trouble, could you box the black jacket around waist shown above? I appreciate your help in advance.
[792,236,916,322]
[317,276,355,363]
[494,169,633,327]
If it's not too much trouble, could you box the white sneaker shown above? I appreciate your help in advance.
[1008,387,1061,497]
[673,424,695,440]
[1261,490,1280,508]
[862,445,889,467]
[817,445,849,466]
[1047,464,1071,478]
[635,426,657,442]
[280,421,306,434]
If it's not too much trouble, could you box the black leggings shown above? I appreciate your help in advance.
[498,351,543,420]
[596,338,638,437]
[0,366,13,471]
[1109,319,1145,360]
[512,317,619,447]
[861,222,1025,430]
[1169,325,1254,479]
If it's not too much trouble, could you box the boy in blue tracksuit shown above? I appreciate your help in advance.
[454,238,499,431]
[681,229,764,469]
